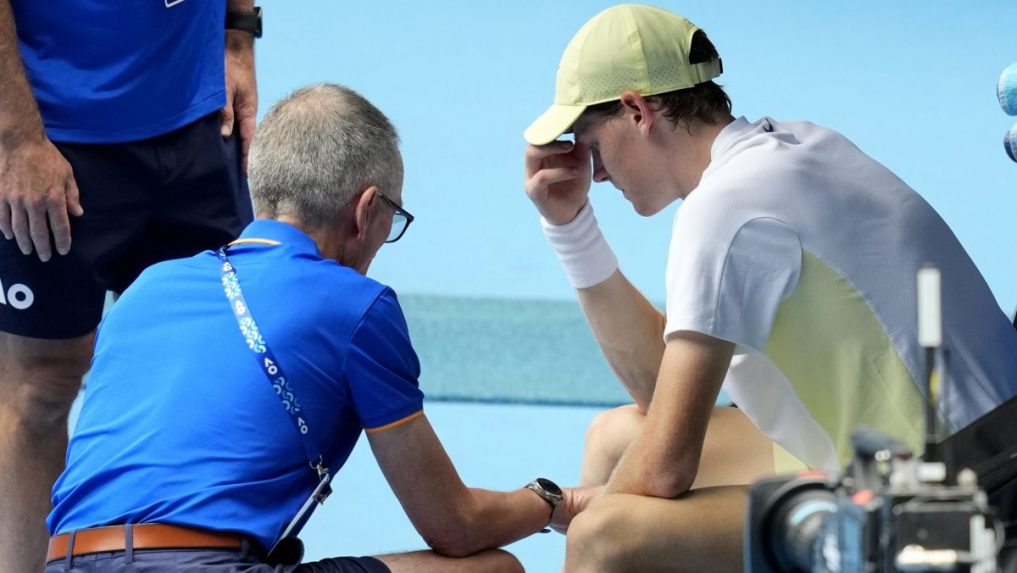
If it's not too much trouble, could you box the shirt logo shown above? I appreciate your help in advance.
[0,277,34,310]
[165,0,188,7]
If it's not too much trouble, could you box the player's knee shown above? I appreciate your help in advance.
[16,375,82,432]
[481,549,523,573]
[584,408,616,450]
[1,332,94,377]
[1,334,92,431]
[565,502,633,571]
[584,405,639,458]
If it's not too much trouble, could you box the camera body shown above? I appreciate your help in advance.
[746,430,1001,573]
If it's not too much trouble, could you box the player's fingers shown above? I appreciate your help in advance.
[27,191,56,261]
[238,112,255,178]
[524,141,576,177]
[65,174,84,217]
[49,188,73,256]
[220,102,235,138]
[0,200,12,240]
[524,166,580,198]
[10,202,33,256]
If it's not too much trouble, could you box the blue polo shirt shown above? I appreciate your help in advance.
[48,220,425,549]
[11,0,226,143]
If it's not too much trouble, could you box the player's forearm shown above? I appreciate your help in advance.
[540,202,665,409]
[606,424,698,498]
[577,270,667,412]
[604,389,707,498]
[0,0,45,148]
[607,334,734,498]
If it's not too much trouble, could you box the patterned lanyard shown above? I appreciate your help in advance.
[218,243,332,538]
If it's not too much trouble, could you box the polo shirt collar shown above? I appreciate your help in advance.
[237,219,321,257]
[702,116,778,180]
[710,116,757,162]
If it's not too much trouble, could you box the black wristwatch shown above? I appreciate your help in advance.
[525,477,563,529]
[226,6,262,39]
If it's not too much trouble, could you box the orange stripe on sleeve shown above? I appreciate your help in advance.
[228,238,282,246]
[365,410,424,433]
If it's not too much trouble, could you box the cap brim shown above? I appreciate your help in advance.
[524,104,587,146]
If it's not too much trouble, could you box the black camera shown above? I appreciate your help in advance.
[745,267,1017,572]
[746,428,1005,572]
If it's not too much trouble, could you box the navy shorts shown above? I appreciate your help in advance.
[43,549,392,573]
[0,112,253,339]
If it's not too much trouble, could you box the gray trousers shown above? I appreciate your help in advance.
[43,547,390,573]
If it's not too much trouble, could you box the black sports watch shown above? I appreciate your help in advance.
[525,477,563,528]
[226,6,262,39]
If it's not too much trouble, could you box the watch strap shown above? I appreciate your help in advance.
[226,6,262,39]
[525,478,563,531]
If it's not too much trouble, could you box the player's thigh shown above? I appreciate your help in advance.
[585,404,645,455]
[374,548,522,573]
[585,404,752,458]
[692,406,775,489]
[567,487,750,573]
[0,331,93,428]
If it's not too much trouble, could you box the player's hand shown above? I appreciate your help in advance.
[524,140,593,226]
[221,30,258,177]
[0,135,83,262]
[550,485,603,534]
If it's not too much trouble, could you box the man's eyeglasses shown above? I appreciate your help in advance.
[377,193,414,243]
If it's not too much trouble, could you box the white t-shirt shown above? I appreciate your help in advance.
[664,117,1017,471]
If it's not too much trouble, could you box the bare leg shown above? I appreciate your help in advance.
[580,405,775,488]
[0,332,93,573]
[568,406,775,572]
[564,486,750,573]
[686,407,775,489]
[580,404,644,486]
[375,548,523,573]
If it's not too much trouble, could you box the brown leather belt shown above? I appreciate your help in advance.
[47,524,246,563]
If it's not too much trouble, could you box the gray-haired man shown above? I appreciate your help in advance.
[43,84,589,573]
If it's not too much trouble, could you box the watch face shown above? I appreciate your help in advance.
[536,477,562,496]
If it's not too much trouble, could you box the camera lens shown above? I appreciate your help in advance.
[771,489,837,572]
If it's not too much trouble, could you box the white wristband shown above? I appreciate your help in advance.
[540,203,619,289]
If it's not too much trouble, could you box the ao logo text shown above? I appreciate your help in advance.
[0,278,34,310]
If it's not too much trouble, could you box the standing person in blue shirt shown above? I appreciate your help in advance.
[43,83,585,573]
[0,1,259,570]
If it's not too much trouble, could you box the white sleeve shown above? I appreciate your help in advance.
[664,217,802,353]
